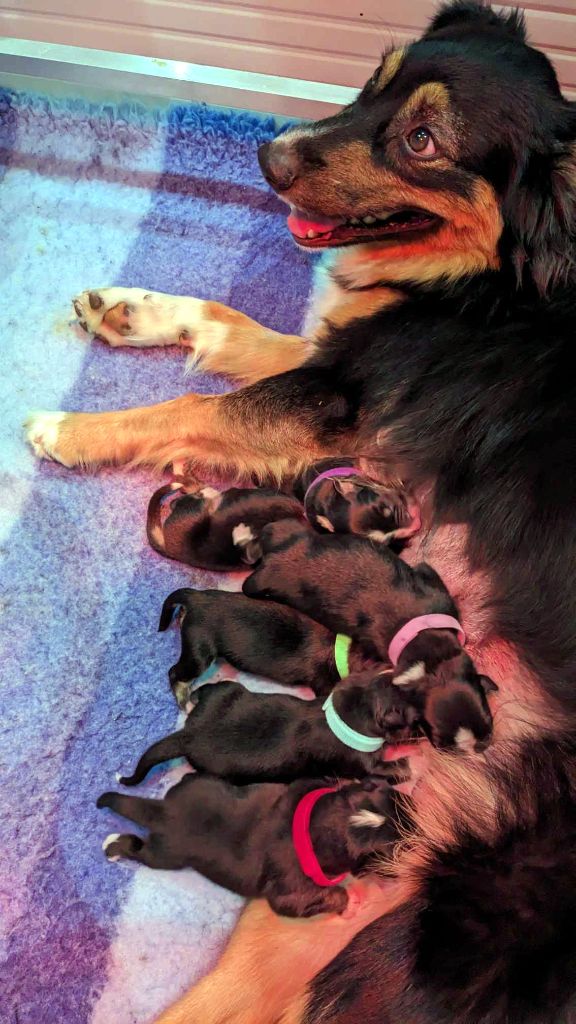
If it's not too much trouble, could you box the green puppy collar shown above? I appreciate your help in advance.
[334,633,352,679]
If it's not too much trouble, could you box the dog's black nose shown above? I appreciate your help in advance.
[258,142,299,192]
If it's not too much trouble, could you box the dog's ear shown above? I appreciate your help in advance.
[425,1,526,42]
[333,479,357,497]
[478,674,499,695]
[504,131,576,297]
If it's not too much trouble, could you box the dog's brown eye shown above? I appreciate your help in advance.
[406,127,436,157]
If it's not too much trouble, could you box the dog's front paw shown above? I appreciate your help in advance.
[72,287,212,353]
[25,411,73,465]
[25,410,104,467]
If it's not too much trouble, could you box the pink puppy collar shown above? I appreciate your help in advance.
[303,466,358,507]
[388,614,465,666]
[292,786,347,887]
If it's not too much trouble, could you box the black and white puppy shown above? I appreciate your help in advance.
[146,461,414,571]
[146,483,302,570]
[98,774,404,917]
[291,457,418,543]
[158,588,378,706]
[242,519,497,750]
[117,673,415,787]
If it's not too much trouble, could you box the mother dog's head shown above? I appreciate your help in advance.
[259,1,576,295]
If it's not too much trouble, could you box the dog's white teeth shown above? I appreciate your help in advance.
[362,215,376,224]
[349,218,361,225]
[307,229,318,239]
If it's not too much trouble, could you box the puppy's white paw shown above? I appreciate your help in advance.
[232,522,256,547]
[102,833,122,861]
[25,411,67,463]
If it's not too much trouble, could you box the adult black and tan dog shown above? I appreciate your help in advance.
[26,3,576,1023]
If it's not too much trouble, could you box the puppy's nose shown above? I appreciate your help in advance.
[258,142,300,192]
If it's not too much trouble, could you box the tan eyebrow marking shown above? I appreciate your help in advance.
[396,81,451,120]
[375,47,406,92]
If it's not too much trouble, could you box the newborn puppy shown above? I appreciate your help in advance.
[159,588,378,706]
[117,673,416,787]
[146,482,302,570]
[292,457,419,543]
[98,773,404,917]
[243,520,497,752]
[146,462,414,571]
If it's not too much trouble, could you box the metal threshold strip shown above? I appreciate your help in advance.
[0,38,358,120]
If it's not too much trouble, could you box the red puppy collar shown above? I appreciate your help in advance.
[292,786,348,887]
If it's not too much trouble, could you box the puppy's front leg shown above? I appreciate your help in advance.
[268,885,349,919]
[26,367,355,476]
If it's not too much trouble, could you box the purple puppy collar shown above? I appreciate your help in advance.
[388,614,466,666]
[303,466,358,507]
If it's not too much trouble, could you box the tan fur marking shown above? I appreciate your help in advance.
[195,327,308,385]
[193,302,309,384]
[375,47,406,91]
[396,81,451,120]
[333,171,502,289]
[153,884,399,1024]
[318,286,404,338]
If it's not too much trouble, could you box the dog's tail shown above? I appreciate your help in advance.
[117,730,186,787]
[146,484,175,555]
[158,588,198,632]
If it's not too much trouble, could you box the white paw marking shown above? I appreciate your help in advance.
[392,661,426,686]
[232,522,255,547]
[315,515,335,533]
[26,411,66,461]
[199,486,221,500]
[455,727,476,753]
[103,833,122,860]
[367,530,394,543]
[349,810,386,829]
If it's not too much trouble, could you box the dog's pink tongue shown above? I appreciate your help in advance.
[287,210,344,238]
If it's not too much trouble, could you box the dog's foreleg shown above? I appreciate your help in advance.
[71,288,309,384]
[26,366,352,475]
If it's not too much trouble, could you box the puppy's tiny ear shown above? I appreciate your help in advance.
[333,479,357,497]
[361,778,379,792]
[478,674,499,694]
